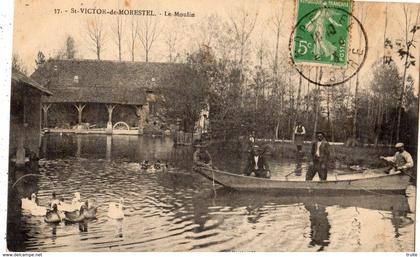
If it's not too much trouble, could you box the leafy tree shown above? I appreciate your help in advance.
[65,36,77,59]
[35,51,45,68]
[160,59,208,132]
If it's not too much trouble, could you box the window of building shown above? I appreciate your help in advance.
[74,75,79,83]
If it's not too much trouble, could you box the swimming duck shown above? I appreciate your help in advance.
[48,192,62,210]
[64,205,86,223]
[21,193,37,211]
[21,193,47,216]
[83,200,97,219]
[107,198,124,219]
[154,160,162,170]
[140,160,150,170]
[57,192,83,212]
[30,205,48,216]
[44,204,62,223]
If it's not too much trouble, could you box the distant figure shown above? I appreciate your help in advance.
[202,114,210,133]
[193,140,212,167]
[380,142,414,175]
[306,132,330,181]
[197,113,210,134]
[294,121,306,152]
[244,145,270,178]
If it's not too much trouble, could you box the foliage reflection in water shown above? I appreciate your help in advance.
[7,134,415,252]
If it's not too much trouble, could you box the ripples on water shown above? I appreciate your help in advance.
[7,134,416,251]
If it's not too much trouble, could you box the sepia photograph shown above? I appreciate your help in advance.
[3,0,420,252]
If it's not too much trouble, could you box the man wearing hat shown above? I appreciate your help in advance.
[243,145,271,178]
[306,131,330,181]
[193,139,212,167]
[380,143,414,174]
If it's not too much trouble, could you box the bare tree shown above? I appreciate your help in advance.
[196,14,221,49]
[395,4,419,142]
[85,15,106,60]
[164,20,184,62]
[127,17,139,61]
[228,6,258,73]
[137,16,160,62]
[270,3,284,138]
[271,3,284,93]
[112,14,124,61]
[12,54,28,75]
[352,3,369,143]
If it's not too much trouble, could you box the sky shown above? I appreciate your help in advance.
[11,0,420,93]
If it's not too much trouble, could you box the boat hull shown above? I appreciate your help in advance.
[194,167,410,194]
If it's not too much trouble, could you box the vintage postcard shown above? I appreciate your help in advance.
[3,0,420,253]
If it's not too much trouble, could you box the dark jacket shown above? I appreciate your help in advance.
[311,140,330,163]
[245,153,269,171]
[193,149,212,166]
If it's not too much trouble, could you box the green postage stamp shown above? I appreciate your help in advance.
[292,0,352,67]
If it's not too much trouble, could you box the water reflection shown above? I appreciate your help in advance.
[295,151,304,176]
[79,221,88,233]
[304,203,330,251]
[6,134,416,252]
[106,135,112,161]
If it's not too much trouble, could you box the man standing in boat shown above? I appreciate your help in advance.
[380,142,414,175]
[306,131,330,181]
[244,145,271,178]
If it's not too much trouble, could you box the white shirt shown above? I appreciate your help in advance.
[384,150,414,169]
[316,141,322,157]
[294,125,306,135]
[254,156,259,169]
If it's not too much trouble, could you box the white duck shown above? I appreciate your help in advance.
[57,192,83,212]
[21,193,47,216]
[107,198,124,219]
[21,193,37,210]
[30,205,48,216]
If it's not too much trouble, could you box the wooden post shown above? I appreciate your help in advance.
[42,104,51,129]
[73,103,86,133]
[105,104,116,134]
[16,89,27,167]
[76,135,82,158]
[106,135,112,161]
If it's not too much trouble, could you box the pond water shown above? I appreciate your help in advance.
[7,134,416,252]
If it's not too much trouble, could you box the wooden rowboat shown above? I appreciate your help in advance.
[193,166,411,194]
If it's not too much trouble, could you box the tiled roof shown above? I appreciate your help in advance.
[30,59,184,105]
[12,68,52,95]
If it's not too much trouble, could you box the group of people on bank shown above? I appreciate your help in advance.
[193,123,415,181]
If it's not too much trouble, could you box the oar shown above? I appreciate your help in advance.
[284,170,298,181]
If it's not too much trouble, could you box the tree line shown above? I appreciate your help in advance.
[12,2,419,147]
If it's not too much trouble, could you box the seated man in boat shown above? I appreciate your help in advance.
[193,140,212,167]
[306,131,330,181]
[243,145,271,178]
[380,142,414,175]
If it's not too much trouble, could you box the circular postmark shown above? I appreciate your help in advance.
[289,6,368,87]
